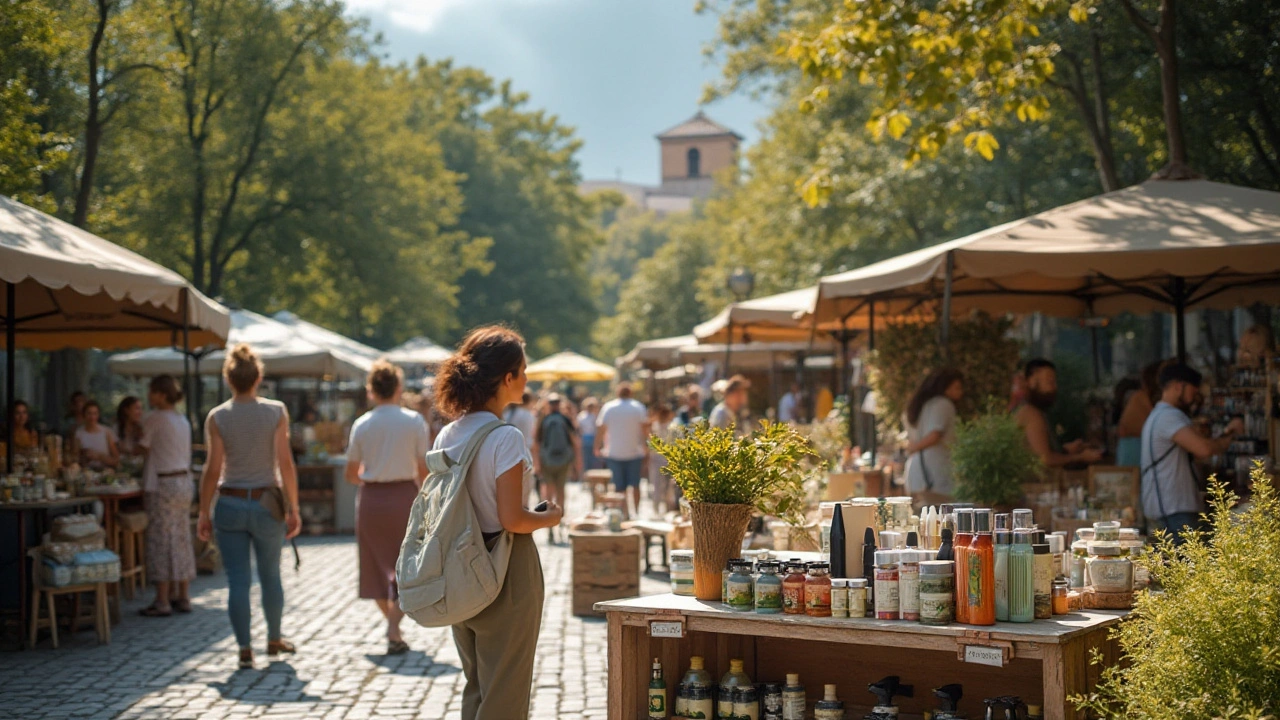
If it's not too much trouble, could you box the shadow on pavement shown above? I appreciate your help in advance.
[207,659,327,704]
[362,650,461,676]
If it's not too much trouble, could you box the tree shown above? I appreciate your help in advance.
[590,201,677,319]
[0,0,70,208]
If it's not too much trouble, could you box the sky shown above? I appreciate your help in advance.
[343,0,770,184]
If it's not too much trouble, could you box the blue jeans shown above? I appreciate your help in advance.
[606,458,643,491]
[214,495,286,648]
[581,436,597,472]
[1155,511,1200,546]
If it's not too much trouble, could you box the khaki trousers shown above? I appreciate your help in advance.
[451,532,545,720]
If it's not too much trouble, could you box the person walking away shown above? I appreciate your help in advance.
[577,397,600,472]
[116,396,145,463]
[138,376,196,618]
[709,375,751,436]
[345,360,430,655]
[778,383,803,424]
[1014,359,1103,468]
[1116,361,1163,467]
[196,345,301,668]
[902,369,964,506]
[1140,363,1241,545]
[74,400,119,469]
[595,383,648,518]
[534,393,578,544]
[434,326,562,720]
[505,392,537,454]
[647,404,675,514]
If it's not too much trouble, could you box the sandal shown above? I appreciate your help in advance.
[139,604,172,617]
[172,599,192,614]
[386,640,410,656]
[239,648,254,670]
[267,638,297,657]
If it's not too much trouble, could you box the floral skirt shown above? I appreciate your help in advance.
[145,474,197,583]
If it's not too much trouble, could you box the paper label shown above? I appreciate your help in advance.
[964,645,1004,667]
[649,620,684,638]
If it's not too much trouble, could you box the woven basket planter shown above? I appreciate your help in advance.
[689,502,754,601]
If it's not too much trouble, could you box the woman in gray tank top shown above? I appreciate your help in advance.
[196,344,301,669]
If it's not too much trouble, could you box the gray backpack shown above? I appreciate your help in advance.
[397,420,514,627]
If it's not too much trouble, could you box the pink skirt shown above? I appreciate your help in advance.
[356,481,417,600]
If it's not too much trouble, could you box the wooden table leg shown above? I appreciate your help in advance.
[103,498,118,553]
[607,613,623,720]
[1043,634,1088,720]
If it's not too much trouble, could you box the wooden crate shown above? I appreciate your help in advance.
[597,594,1125,720]
[571,529,641,617]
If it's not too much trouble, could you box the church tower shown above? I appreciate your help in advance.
[656,111,742,198]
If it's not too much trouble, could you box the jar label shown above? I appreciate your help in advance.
[899,566,920,618]
[919,592,954,624]
[782,693,806,720]
[782,582,805,613]
[727,578,754,609]
[756,583,783,610]
[874,575,899,615]
[805,583,831,614]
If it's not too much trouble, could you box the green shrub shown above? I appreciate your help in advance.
[1074,464,1280,719]
[951,405,1042,506]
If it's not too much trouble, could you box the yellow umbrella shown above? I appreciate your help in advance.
[525,351,616,382]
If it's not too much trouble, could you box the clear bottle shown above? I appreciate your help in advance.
[718,659,752,719]
[727,561,755,612]
[681,656,713,690]
[830,578,849,618]
[1033,531,1053,620]
[966,509,996,626]
[754,561,783,614]
[722,558,741,607]
[994,513,1012,622]
[1009,529,1036,622]
[781,674,805,720]
[953,509,974,624]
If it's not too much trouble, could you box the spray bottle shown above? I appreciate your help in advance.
[932,684,966,720]
[865,676,914,720]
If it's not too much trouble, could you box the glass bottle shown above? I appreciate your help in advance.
[830,578,849,618]
[722,558,741,607]
[733,685,760,720]
[965,509,996,626]
[874,550,900,620]
[1033,531,1053,620]
[953,509,974,624]
[718,659,752,719]
[1052,576,1070,615]
[1009,529,1035,622]
[649,658,667,720]
[829,503,847,578]
[727,560,755,612]
[805,562,832,617]
[994,513,1012,622]
[754,561,783,614]
[898,550,921,621]
[782,562,807,615]
[861,527,877,616]
[781,674,805,720]
[847,578,868,618]
[813,684,844,720]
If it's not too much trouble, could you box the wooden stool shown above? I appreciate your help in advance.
[116,512,149,600]
[27,549,110,649]
[597,491,629,519]
[585,469,613,507]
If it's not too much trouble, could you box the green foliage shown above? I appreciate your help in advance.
[1073,466,1280,718]
[804,396,850,469]
[650,420,813,525]
[0,0,70,208]
[951,405,1044,506]
[870,313,1023,433]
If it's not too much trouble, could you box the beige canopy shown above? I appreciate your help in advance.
[677,340,837,370]
[0,195,230,350]
[525,351,616,382]
[385,336,453,369]
[694,287,821,344]
[809,180,1280,330]
[617,335,697,369]
[108,309,372,380]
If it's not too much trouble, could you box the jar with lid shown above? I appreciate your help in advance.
[727,561,755,612]
[670,550,695,596]
[1087,544,1133,592]
[754,561,783,614]
[1092,520,1120,542]
[830,578,849,618]
[1052,577,1070,615]
[723,559,742,607]
[782,562,807,615]
[805,562,832,617]
[898,549,922,621]
[847,578,868,618]
[918,559,954,625]
[873,550,900,620]
[1070,539,1090,588]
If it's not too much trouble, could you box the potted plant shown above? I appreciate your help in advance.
[950,406,1042,508]
[651,421,812,600]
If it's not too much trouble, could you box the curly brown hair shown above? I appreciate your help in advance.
[435,326,525,419]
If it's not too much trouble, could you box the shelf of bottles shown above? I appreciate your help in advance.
[1206,356,1276,489]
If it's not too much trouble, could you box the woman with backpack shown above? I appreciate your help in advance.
[433,325,563,720]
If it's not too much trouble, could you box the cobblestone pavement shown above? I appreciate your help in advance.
[1,483,665,720]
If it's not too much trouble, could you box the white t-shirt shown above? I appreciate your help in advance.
[75,425,117,457]
[778,393,799,423]
[434,411,534,535]
[140,409,192,491]
[597,397,648,460]
[1140,402,1198,519]
[348,404,430,482]
[903,396,957,495]
[505,406,537,451]
[577,411,598,437]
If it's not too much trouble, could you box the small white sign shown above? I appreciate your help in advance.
[650,620,685,639]
[964,645,1004,668]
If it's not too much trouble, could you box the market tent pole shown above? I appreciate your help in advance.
[5,281,14,473]
[1173,277,1187,362]
[723,321,734,379]
[940,251,954,360]
[868,298,877,466]
[182,288,193,437]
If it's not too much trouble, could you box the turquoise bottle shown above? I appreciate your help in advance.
[1008,529,1035,623]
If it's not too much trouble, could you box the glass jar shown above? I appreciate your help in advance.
[754,561,783,614]
[1087,546,1133,593]
[830,578,848,618]
[847,578,868,618]
[917,560,954,625]
[670,550,695,596]
[873,550,900,620]
[782,562,807,615]
[805,562,832,617]
[1092,521,1121,543]
[727,561,755,612]
[723,559,742,607]
[1052,577,1070,615]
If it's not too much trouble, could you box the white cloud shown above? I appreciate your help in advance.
[343,0,562,33]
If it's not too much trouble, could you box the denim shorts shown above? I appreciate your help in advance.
[606,458,643,491]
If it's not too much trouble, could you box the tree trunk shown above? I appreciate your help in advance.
[1119,0,1197,179]
[74,0,111,228]
[191,154,207,291]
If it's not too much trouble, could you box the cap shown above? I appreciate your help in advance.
[547,392,562,403]
[919,560,953,576]
[1012,508,1035,529]
[831,578,847,588]
[875,549,899,565]
[955,508,974,533]
[786,673,800,686]
[972,508,992,532]
[848,578,868,588]
[995,529,1012,545]
[1033,531,1050,554]
[995,513,1012,531]
[690,656,705,670]
[1047,535,1065,554]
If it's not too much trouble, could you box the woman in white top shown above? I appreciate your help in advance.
[903,368,965,505]
[576,397,599,472]
[74,400,119,469]
[138,376,196,617]
[433,326,562,720]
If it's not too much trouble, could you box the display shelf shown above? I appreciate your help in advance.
[1206,357,1274,489]
[597,593,1125,720]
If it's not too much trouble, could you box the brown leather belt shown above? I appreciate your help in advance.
[157,470,189,478]
[220,487,273,500]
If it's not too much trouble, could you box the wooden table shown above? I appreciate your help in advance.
[596,593,1125,720]
[82,488,144,553]
[0,497,98,643]
[570,529,641,617]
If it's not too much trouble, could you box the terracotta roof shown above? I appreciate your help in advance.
[657,111,743,140]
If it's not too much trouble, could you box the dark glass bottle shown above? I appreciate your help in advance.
[829,503,847,578]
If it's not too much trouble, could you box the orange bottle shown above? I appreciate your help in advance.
[953,509,974,624]
[966,509,996,625]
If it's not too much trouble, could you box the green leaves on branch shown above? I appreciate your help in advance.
[951,404,1043,506]
[650,420,814,527]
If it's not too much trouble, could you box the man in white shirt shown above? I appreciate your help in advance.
[595,383,648,516]
[778,382,802,424]
[504,392,538,453]
[709,375,751,437]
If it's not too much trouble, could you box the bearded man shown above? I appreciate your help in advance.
[1014,359,1104,468]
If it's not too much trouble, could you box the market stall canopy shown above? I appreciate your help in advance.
[107,309,372,380]
[808,179,1280,326]
[271,311,382,362]
[618,335,697,368]
[0,195,230,350]
[525,351,617,382]
[385,336,453,368]
[694,287,820,344]
[677,340,838,370]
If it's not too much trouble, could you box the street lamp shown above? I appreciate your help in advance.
[727,267,754,301]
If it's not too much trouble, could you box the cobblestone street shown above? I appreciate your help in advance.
[1,484,664,720]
